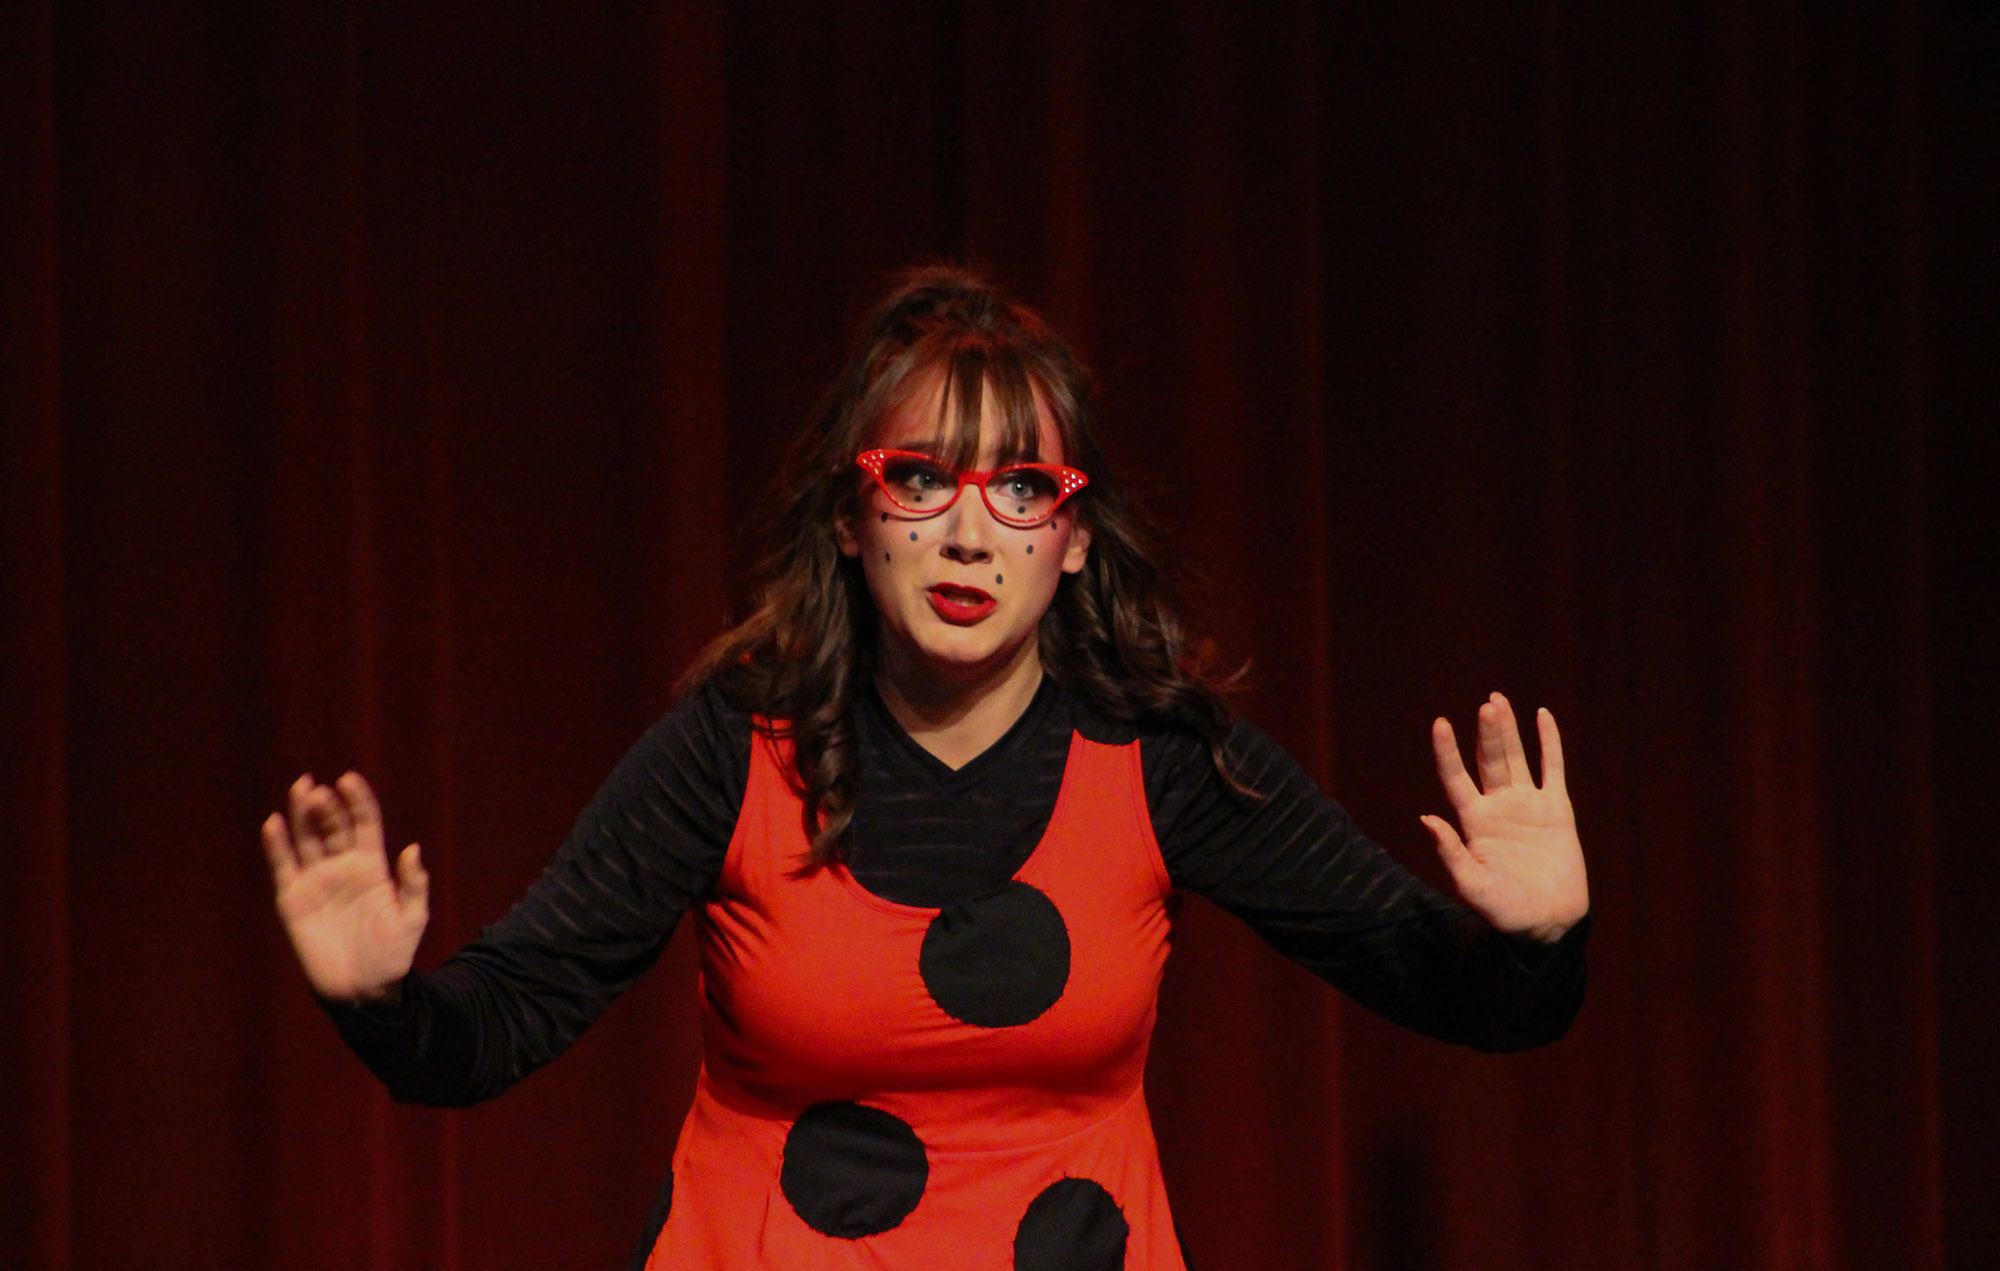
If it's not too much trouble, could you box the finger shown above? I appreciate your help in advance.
[1537,707,1567,792]
[1475,700,1511,790]
[288,774,326,864]
[1431,717,1480,807]
[260,812,300,890]
[1420,814,1477,881]
[395,843,429,911]
[337,772,385,851]
[1493,692,1531,784]
[303,784,356,857]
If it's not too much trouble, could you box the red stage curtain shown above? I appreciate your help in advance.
[4,3,1990,1268]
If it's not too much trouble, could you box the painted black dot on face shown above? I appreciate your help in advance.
[781,1102,928,1238]
[919,881,1070,1027]
[880,512,888,522]
[1026,544,1034,555]
[909,531,918,541]
[884,552,891,561]
[995,573,1004,585]
[1013,1178,1128,1271]
[1017,505,1027,516]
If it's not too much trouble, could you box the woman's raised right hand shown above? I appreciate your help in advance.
[260,772,429,1003]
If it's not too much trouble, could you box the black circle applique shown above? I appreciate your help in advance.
[780,1101,929,1238]
[1014,1177,1129,1270]
[919,881,1071,1028]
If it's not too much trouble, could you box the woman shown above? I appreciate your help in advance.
[261,267,1590,1270]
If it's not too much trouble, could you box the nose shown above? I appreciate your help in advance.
[938,477,995,563]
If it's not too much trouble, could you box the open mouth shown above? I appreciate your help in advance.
[926,583,997,623]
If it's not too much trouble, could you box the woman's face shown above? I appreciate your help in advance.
[836,377,1091,693]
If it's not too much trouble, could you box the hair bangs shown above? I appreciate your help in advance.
[984,347,1048,464]
[927,343,986,471]
[915,340,1048,470]
[885,340,1049,471]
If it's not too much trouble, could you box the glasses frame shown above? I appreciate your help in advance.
[855,448,1090,528]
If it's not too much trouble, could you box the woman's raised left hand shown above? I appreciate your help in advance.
[1421,693,1589,943]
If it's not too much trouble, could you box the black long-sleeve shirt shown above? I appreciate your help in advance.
[329,675,1588,1104]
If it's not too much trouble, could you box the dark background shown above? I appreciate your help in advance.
[4,2,1993,1268]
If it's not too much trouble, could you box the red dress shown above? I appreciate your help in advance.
[644,724,1183,1269]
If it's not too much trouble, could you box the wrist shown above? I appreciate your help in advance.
[1516,909,1591,946]
[355,976,405,1007]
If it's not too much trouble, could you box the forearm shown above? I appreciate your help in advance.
[1156,717,1590,1052]
[320,922,669,1106]
[321,970,479,1106]
[317,687,744,1104]
[1278,901,1590,1052]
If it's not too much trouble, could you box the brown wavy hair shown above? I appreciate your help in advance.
[682,264,1250,864]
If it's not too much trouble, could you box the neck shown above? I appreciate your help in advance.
[873,638,1044,770]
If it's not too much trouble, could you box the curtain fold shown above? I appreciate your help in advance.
[1,4,71,1265]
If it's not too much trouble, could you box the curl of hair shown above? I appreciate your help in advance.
[681,265,1253,866]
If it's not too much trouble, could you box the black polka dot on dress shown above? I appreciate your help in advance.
[918,881,1070,1028]
[1013,1177,1129,1270]
[780,1101,930,1238]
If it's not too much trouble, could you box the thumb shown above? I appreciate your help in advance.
[395,843,430,910]
[1420,814,1477,882]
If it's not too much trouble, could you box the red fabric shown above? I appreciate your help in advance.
[654,729,1176,1268]
[3,3,1992,1269]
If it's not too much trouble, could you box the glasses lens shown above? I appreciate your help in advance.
[986,467,1064,525]
[876,454,960,513]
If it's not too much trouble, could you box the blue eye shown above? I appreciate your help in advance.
[990,469,1058,500]
[983,468,1064,523]
[882,457,955,492]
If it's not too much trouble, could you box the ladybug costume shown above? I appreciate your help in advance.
[328,676,1588,1269]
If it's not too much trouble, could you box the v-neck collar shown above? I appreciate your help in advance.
[860,672,1060,790]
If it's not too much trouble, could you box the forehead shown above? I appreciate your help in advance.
[869,370,1065,466]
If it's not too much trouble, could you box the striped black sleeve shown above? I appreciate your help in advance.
[323,681,750,1105]
[1145,717,1589,1053]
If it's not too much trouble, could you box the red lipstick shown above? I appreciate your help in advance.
[926,583,996,623]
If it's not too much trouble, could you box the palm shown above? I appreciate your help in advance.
[261,773,429,1001]
[1422,694,1589,942]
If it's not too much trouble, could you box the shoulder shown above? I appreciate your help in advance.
[661,675,757,748]
[1056,680,1245,803]
[554,677,755,903]
[615,676,756,810]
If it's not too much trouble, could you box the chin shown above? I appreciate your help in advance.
[917,636,1008,671]
[901,623,1027,676]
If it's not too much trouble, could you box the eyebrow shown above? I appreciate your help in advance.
[878,447,1052,471]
